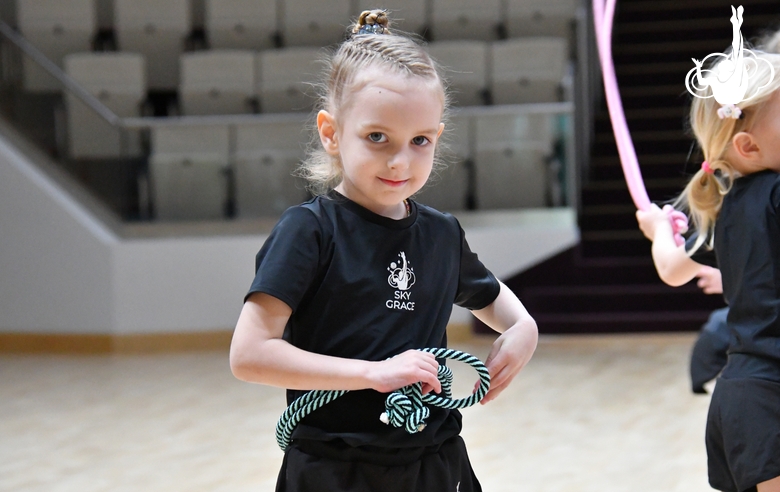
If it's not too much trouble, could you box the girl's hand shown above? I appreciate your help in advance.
[479,318,538,404]
[636,203,672,241]
[696,266,723,294]
[367,349,442,395]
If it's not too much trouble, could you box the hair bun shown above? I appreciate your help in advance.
[352,9,390,35]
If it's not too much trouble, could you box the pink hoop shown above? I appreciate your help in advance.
[592,0,688,246]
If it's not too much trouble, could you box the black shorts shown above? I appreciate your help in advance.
[275,436,482,492]
[706,377,780,492]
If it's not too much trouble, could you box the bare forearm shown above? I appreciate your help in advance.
[471,282,538,403]
[230,296,378,391]
[475,282,537,335]
[231,337,443,395]
[650,221,700,286]
[231,294,449,395]
[230,336,375,391]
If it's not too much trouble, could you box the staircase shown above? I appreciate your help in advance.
[483,0,780,334]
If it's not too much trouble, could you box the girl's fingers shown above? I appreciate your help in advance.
[421,369,442,394]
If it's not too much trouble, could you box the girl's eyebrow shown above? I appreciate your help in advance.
[358,122,440,135]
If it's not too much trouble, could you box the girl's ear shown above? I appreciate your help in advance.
[317,110,339,156]
[437,122,445,139]
[732,131,760,161]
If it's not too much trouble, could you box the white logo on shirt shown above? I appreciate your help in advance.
[386,251,415,311]
[388,251,415,290]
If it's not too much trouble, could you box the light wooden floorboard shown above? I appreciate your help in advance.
[0,333,714,491]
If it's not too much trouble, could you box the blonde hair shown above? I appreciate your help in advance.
[677,51,780,250]
[759,29,780,53]
[298,10,450,195]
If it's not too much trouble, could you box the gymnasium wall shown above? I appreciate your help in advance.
[0,132,264,336]
[0,134,115,334]
[0,131,578,339]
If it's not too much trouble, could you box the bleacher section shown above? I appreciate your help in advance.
[204,0,277,50]
[179,50,257,115]
[64,52,146,158]
[17,0,96,92]
[3,0,580,221]
[149,124,230,220]
[113,0,191,90]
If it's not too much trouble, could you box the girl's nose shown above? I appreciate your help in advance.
[388,148,411,170]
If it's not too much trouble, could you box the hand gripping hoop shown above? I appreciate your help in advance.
[274,348,491,451]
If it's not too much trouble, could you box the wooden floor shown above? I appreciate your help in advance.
[0,333,715,491]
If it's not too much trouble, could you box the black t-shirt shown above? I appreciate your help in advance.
[686,233,717,268]
[246,191,501,448]
[695,170,780,381]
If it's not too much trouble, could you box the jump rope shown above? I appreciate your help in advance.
[276,1,679,451]
[276,348,491,451]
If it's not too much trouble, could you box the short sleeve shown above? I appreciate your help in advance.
[771,174,780,212]
[454,225,500,310]
[245,206,323,311]
[686,232,718,268]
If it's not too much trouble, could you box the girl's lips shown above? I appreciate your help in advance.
[378,178,408,187]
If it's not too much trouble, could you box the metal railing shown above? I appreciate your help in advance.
[573,0,600,213]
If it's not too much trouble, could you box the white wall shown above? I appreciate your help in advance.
[112,236,265,334]
[0,137,116,334]
[0,132,578,335]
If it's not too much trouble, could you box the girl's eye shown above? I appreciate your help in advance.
[368,132,386,143]
[412,136,430,146]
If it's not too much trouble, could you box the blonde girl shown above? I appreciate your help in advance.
[230,10,538,492]
[637,49,780,492]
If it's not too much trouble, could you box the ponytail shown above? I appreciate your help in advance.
[677,50,780,248]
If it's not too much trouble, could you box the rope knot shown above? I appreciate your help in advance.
[378,349,489,435]
[380,384,430,433]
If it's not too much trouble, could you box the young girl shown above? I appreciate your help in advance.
[636,49,780,492]
[230,10,538,492]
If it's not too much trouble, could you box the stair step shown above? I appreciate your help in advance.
[597,107,687,120]
[618,16,777,37]
[616,15,776,37]
[591,138,693,158]
[590,153,690,167]
[614,40,728,57]
[531,310,718,334]
[620,96,691,111]
[619,85,686,97]
[594,130,688,144]
[579,232,649,258]
[581,178,686,206]
[504,248,660,288]
[619,0,777,24]
[614,67,694,87]
[523,284,724,314]
[579,209,640,232]
[619,0,778,15]
[581,203,636,214]
[594,116,684,133]
[589,162,690,181]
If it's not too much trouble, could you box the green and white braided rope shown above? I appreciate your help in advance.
[275,347,491,451]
